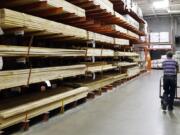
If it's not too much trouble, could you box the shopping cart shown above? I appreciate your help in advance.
[159,75,180,100]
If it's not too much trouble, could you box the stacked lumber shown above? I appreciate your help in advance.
[87,32,114,44]
[82,74,127,92]
[0,86,88,129]
[114,11,127,22]
[0,45,86,57]
[0,0,86,17]
[127,66,140,77]
[85,62,117,73]
[115,51,139,57]
[0,64,86,90]
[0,8,87,39]
[114,62,138,67]
[93,0,114,14]
[127,31,139,39]
[114,38,129,45]
[85,48,114,57]
[112,25,127,34]
[123,15,140,29]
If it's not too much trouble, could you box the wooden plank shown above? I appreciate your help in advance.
[0,8,87,39]
[0,64,86,90]
[114,38,129,45]
[0,0,86,17]
[0,87,88,129]
[84,62,117,73]
[114,62,138,67]
[85,48,114,57]
[87,31,114,44]
[0,45,86,57]
[114,51,139,57]
[82,73,127,92]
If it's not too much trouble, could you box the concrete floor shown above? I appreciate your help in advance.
[15,70,180,135]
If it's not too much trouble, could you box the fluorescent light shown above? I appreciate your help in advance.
[153,0,169,9]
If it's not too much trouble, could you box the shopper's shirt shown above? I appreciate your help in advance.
[163,58,178,76]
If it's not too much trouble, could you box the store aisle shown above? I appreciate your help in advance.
[15,70,180,135]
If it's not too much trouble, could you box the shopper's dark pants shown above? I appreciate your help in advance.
[163,75,177,107]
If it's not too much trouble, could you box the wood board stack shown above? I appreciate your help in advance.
[115,51,139,57]
[127,66,140,77]
[87,32,114,44]
[0,64,86,90]
[82,73,127,92]
[85,62,117,73]
[114,11,127,22]
[0,86,88,129]
[114,62,138,67]
[85,48,114,57]
[0,8,87,39]
[87,0,114,14]
[0,45,86,57]
[127,31,139,39]
[123,15,140,29]
[0,0,86,17]
[114,38,129,45]
[112,25,127,34]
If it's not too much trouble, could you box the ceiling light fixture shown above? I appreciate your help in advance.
[153,0,169,9]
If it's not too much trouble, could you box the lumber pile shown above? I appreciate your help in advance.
[87,32,114,44]
[115,51,139,57]
[0,0,86,17]
[0,86,88,129]
[114,62,138,67]
[112,25,127,34]
[82,73,127,92]
[85,62,117,73]
[114,38,129,45]
[127,30,139,39]
[93,0,114,14]
[0,45,86,57]
[127,66,140,77]
[85,48,114,57]
[0,8,87,39]
[0,64,86,90]
[114,11,127,22]
[123,15,140,29]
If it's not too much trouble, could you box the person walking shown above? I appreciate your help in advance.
[162,51,179,111]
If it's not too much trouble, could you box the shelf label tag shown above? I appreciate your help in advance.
[45,80,51,87]
[0,27,4,35]
[92,73,96,80]
[14,30,24,36]
[0,57,3,70]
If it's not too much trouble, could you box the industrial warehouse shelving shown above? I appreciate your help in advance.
[0,0,148,132]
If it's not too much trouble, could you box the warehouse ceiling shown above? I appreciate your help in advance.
[135,0,180,16]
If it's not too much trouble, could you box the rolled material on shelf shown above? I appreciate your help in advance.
[0,86,88,129]
[127,66,140,77]
[0,64,86,90]
[114,62,138,67]
[114,38,129,45]
[0,45,86,57]
[0,8,87,39]
[0,0,85,17]
[85,48,114,57]
[115,52,139,57]
[87,32,114,44]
